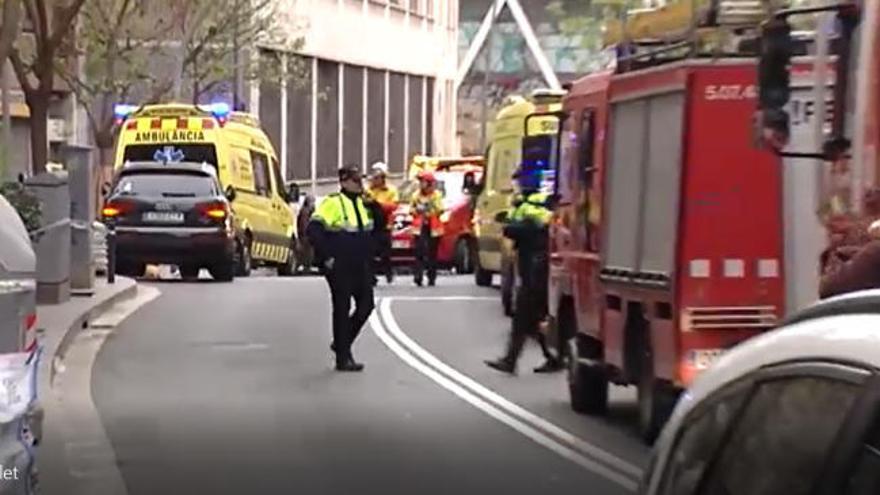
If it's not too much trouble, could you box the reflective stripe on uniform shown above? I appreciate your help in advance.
[509,192,552,225]
[311,193,374,232]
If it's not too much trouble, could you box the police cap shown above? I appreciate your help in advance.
[338,165,362,182]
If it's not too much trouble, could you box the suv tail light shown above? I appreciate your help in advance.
[102,199,134,219]
[197,201,229,221]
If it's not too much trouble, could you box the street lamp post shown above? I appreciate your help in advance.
[232,0,241,108]
[479,0,498,152]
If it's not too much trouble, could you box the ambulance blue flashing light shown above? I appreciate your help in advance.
[199,102,231,119]
[113,104,138,120]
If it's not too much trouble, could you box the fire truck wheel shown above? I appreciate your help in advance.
[568,339,608,415]
[636,346,678,445]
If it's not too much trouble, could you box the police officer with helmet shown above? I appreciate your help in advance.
[307,166,378,372]
[486,166,563,374]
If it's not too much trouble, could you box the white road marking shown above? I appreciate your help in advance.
[379,297,643,479]
[369,312,639,491]
[387,296,498,301]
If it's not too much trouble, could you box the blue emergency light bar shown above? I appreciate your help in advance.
[198,102,231,118]
[113,104,139,120]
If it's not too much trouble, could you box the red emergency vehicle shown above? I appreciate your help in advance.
[549,59,785,442]
[390,161,484,273]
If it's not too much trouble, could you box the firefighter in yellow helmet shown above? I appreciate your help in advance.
[486,166,562,374]
[307,165,378,372]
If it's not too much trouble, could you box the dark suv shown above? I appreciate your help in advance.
[103,162,237,281]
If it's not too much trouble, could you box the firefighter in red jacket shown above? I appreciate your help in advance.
[411,170,444,287]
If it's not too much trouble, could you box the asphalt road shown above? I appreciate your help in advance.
[91,274,651,494]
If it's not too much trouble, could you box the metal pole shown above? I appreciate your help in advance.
[106,224,116,284]
[813,13,831,215]
[479,0,497,152]
[232,0,241,108]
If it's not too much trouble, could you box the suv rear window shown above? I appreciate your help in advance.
[115,172,217,197]
[122,144,218,167]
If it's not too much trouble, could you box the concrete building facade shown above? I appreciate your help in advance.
[257,0,460,187]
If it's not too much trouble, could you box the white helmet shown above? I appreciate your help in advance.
[371,162,389,176]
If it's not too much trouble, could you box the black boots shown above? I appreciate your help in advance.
[336,358,365,372]
[533,358,564,374]
[485,358,516,374]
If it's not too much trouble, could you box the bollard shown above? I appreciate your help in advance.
[106,223,116,284]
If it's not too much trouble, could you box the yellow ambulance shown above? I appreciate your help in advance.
[473,90,564,315]
[112,103,298,277]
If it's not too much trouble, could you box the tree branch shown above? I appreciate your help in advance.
[0,0,23,65]
[48,0,88,50]
[8,49,34,94]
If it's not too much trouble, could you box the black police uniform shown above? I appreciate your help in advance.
[307,179,378,371]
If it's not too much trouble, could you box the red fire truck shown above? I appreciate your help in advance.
[757,0,879,277]
[549,58,785,442]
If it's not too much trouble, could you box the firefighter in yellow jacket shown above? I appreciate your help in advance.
[486,166,562,374]
[307,165,377,372]
[411,170,444,286]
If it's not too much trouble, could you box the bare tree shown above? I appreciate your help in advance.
[0,0,23,179]
[9,0,87,174]
[164,0,307,104]
[56,0,174,168]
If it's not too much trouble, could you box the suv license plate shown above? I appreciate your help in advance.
[143,211,184,223]
[392,240,410,249]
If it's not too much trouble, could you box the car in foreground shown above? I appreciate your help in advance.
[390,164,482,273]
[640,289,880,494]
[102,161,237,281]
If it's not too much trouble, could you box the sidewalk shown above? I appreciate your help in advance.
[37,278,137,385]
[36,277,137,495]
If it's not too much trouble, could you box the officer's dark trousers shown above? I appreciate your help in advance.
[326,264,375,361]
[503,255,554,364]
[414,232,440,284]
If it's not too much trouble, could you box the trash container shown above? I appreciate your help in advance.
[23,173,70,305]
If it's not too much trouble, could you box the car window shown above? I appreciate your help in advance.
[659,384,750,495]
[270,157,285,199]
[579,110,596,187]
[844,400,880,494]
[700,377,861,495]
[251,151,271,197]
[123,144,218,167]
[115,172,216,197]
[556,114,578,203]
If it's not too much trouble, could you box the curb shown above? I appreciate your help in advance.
[48,278,137,386]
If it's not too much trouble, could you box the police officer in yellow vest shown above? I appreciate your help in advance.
[307,165,377,372]
[486,166,563,374]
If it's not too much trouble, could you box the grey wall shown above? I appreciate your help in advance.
[388,72,406,173]
[343,65,365,168]
[316,60,340,178]
[367,69,386,166]
[287,57,313,181]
